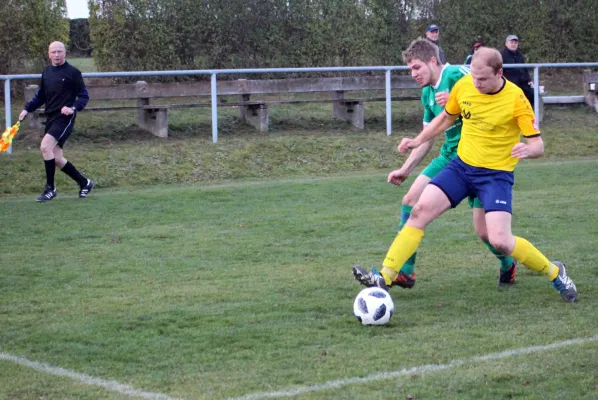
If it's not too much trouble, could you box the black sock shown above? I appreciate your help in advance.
[44,159,56,189]
[61,161,87,187]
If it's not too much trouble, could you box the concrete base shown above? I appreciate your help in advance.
[243,103,269,132]
[332,91,364,129]
[137,96,168,138]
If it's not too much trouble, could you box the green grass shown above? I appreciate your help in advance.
[1,96,597,399]
[69,57,98,73]
[2,104,597,196]
[1,158,597,399]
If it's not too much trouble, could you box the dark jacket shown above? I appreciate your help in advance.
[426,38,447,64]
[500,48,531,86]
[25,61,89,115]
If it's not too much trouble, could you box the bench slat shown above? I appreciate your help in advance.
[38,76,419,99]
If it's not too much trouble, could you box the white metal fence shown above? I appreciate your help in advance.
[2,62,597,154]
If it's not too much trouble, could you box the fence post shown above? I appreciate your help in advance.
[385,70,392,136]
[534,67,540,127]
[211,73,218,143]
[4,79,12,154]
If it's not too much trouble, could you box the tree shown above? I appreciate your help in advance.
[0,0,68,74]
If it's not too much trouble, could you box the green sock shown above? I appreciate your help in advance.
[398,204,413,231]
[398,204,416,275]
[484,240,515,272]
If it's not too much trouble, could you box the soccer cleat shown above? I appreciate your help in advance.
[79,179,95,198]
[551,261,577,302]
[497,261,517,286]
[392,271,416,289]
[36,185,57,202]
[352,265,388,291]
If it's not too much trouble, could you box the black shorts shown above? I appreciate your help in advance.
[45,113,76,148]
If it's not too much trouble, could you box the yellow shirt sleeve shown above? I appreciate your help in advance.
[444,78,463,116]
[513,92,540,136]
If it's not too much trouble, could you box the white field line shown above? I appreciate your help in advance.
[0,352,184,400]
[1,158,597,203]
[1,335,596,399]
[228,334,598,400]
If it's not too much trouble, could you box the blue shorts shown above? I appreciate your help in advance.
[429,157,514,213]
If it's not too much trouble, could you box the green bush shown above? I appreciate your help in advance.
[0,0,69,75]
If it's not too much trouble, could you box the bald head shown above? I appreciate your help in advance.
[48,41,66,66]
[471,47,503,74]
[470,47,504,94]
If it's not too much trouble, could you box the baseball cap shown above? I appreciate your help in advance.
[426,24,439,32]
[506,34,519,41]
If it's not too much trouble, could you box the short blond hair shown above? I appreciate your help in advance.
[402,38,441,65]
[471,47,503,74]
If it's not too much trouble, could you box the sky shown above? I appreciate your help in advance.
[66,0,90,19]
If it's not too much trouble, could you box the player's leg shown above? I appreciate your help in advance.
[354,158,470,289]
[380,184,453,284]
[393,174,430,288]
[470,198,517,285]
[52,116,95,198]
[37,131,59,202]
[394,155,450,288]
[477,171,577,302]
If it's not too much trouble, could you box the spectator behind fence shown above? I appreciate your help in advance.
[424,24,447,64]
[464,40,484,65]
[500,34,534,105]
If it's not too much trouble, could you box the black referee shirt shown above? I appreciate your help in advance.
[25,61,89,115]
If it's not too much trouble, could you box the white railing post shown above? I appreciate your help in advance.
[385,69,392,136]
[4,79,12,154]
[534,66,540,128]
[211,73,218,143]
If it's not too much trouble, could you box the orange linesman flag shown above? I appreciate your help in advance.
[0,121,21,152]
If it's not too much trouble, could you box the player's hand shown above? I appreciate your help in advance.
[511,143,529,159]
[528,81,534,88]
[18,110,28,121]
[435,91,450,107]
[61,106,75,115]
[387,168,409,186]
[398,138,419,154]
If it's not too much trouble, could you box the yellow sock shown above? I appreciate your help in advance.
[380,226,424,285]
[510,236,559,280]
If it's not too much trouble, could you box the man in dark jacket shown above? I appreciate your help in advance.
[19,41,94,202]
[424,24,447,64]
[500,34,534,105]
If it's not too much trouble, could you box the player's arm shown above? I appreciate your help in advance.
[72,70,89,111]
[396,105,437,172]
[399,135,435,173]
[512,135,543,159]
[398,111,458,153]
[389,135,435,185]
[511,93,543,159]
[20,72,46,120]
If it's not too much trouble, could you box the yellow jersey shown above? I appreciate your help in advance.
[444,75,540,171]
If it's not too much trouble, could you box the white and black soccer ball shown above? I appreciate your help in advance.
[353,287,394,325]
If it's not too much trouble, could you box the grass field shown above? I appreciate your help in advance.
[1,71,597,398]
[1,157,597,399]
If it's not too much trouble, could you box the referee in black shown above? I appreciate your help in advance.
[19,41,94,202]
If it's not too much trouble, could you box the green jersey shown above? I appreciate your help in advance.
[421,64,470,158]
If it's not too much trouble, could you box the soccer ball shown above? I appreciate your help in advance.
[353,287,394,325]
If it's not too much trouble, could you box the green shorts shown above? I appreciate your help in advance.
[421,154,483,209]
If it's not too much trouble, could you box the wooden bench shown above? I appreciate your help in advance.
[25,75,420,137]
[583,69,598,113]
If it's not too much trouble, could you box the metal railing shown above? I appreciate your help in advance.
[2,62,598,154]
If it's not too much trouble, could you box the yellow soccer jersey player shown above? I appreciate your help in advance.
[444,74,540,171]
[354,47,577,304]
